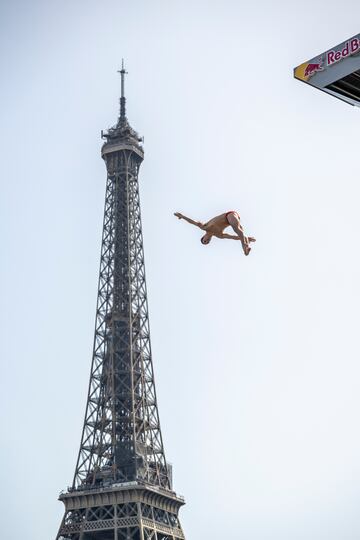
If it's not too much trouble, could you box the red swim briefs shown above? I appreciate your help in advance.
[226,211,239,223]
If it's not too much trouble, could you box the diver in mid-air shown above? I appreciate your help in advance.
[174,210,256,256]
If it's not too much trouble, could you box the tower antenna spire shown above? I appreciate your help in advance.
[117,59,127,120]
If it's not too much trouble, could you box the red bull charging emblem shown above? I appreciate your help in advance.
[295,58,324,81]
[304,61,324,77]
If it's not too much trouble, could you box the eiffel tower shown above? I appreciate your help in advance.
[55,64,186,540]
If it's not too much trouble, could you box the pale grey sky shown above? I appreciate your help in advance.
[1,1,360,539]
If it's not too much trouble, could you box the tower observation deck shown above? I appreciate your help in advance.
[55,64,186,540]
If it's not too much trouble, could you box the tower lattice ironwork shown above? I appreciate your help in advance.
[55,64,186,540]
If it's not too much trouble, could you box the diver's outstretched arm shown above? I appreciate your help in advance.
[174,212,204,229]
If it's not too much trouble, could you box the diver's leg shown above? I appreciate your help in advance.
[227,213,250,254]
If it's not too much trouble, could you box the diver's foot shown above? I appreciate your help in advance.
[248,237,256,243]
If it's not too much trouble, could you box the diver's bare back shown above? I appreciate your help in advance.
[203,212,232,235]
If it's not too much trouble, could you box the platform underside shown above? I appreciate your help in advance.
[57,485,185,540]
[325,69,360,103]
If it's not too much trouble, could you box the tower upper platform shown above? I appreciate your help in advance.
[101,62,144,160]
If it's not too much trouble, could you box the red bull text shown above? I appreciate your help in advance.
[327,37,360,66]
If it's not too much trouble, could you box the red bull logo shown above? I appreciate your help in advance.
[294,32,360,105]
[294,58,324,82]
[304,62,324,78]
